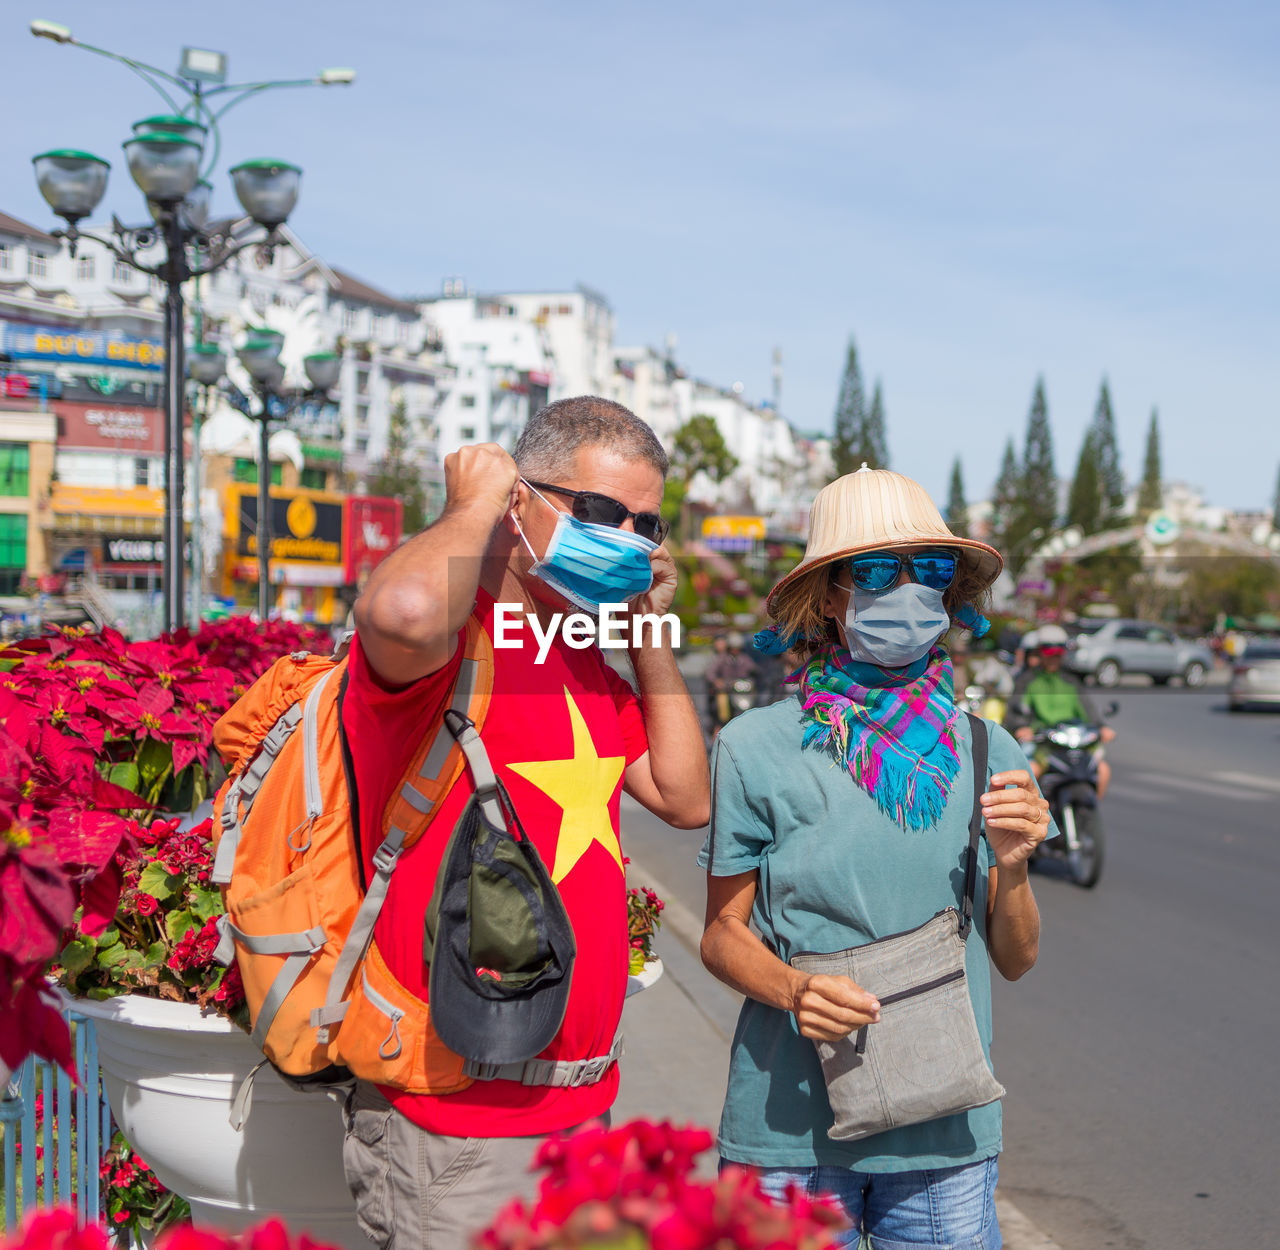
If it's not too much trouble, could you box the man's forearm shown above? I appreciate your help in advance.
[355,501,502,679]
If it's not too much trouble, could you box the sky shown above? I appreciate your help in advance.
[6,1,1279,510]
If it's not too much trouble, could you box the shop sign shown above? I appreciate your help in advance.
[55,400,162,453]
[61,372,161,407]
[702,515,766,540]
[99,536,189,566]
[1,321,165,371]
[237,488,344,564]
[1,371,62,401]
[344,496,402,581]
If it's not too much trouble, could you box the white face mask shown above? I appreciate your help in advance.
[835,581,951,668]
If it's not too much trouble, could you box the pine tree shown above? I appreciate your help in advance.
[365,399,428,534]
[1091,378,1125,526]
[1066,428,1102,534]
[945,458,969,537]
[1004,378,1057,573]
[991,438,1020,550]
[830,338,865,479]
[1137,407,1163,515]
[862,380,889,470]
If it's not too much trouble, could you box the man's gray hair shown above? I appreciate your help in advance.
[514,396,669,480]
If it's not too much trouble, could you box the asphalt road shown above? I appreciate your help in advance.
[621,672,1280,1249]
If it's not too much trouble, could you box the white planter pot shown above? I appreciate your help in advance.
[69,994,367,1250]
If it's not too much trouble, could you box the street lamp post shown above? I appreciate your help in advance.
[187,342,227,624]
[233,341,340,620]
[28,20,354,632]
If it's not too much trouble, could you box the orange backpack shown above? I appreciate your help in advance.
[209,622,493,1104]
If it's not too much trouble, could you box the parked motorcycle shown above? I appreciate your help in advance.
[1028,718,1110,888]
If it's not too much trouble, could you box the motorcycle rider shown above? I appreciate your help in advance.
[1005,624,1115,797]
[705,630,758,736]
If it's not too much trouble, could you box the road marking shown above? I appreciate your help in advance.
[1130,772,1267,802]
[995,1197,1065,1249]
[1219,770,1280,795]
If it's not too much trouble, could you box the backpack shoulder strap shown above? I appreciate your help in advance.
[311,615,494,1041]
[380,614,495,849]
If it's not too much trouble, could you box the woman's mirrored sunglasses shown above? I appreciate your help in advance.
[525,480,670,544]
[847,549,959,593]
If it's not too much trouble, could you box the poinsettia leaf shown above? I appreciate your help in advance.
[190,760,209,809]
[137,737,173,786]
[137,863,181,901]
[91,776,151,812]
[47,808,135,875]
[0,844,76,968]
[189,887,223,922]
[108,761,141,793]
[165,908,199,944]
[171,738,199,776]
[79,858,125,936]
[0,978,73,1076]
[135,683,176,717]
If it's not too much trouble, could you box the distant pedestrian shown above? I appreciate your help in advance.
[699,466,1052,1247]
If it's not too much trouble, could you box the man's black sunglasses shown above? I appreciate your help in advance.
[525,480,669,544]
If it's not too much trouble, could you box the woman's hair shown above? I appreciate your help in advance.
[767,550,993,665]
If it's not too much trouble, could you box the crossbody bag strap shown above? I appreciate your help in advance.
[960,713,989,938]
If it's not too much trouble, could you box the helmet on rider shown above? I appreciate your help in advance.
[1034,624,1069,653]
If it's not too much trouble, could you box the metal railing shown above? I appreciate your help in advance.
[1,1010,110,1233]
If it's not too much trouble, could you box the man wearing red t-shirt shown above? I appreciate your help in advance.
[342,396,709,1249]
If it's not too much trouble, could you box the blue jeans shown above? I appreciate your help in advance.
[740,1156,1000,1249]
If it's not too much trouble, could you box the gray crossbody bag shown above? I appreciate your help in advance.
[790,714,1005,1141]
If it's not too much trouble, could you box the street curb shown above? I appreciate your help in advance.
[625,851,1064,1250]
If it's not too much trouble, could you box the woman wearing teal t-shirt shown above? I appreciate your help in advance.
[699,467,1053,1249]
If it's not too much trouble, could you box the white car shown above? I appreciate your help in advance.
[1065,619,1213,688]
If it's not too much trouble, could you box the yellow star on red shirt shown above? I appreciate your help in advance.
[507,687,626,884]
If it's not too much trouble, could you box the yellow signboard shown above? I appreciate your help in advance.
[50,483,165,517]
[702,515,766,540]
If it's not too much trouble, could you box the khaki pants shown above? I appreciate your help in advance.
[341,1081,587,1250]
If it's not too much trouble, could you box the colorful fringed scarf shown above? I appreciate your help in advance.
[795,644,961,831]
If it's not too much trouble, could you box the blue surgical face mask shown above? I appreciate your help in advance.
[835,580,950,668]
[514,485,657,612]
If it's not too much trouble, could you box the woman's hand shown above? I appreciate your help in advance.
[980,769,1052,869]
[792,973,881,1041]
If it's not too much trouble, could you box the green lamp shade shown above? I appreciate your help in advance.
[229,159,301,228]
[238,336,284,384]
[303,351,341,391]
[32,149,110,222]
[261,360,287,392]
[131,114,208,141]
[123,132,203,204]
[245,327,285,358]
[187,343,226,386]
